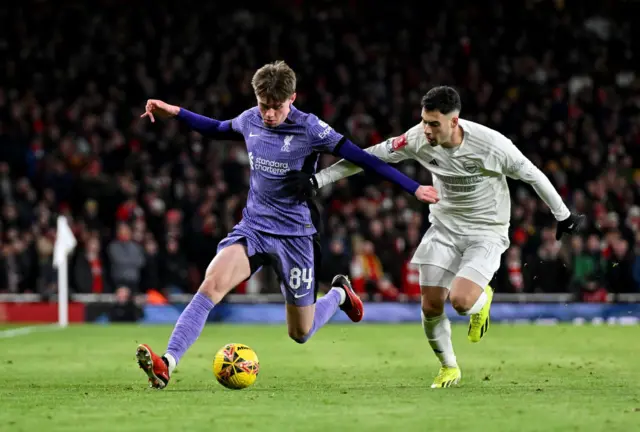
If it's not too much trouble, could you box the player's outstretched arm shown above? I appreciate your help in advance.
[297,116,437,203]
[315,137,408,188]
[140,99,241,140]
[334,139,437,203]
[496,139,584,239]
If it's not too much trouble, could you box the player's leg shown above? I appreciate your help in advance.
[285,274,362,343]
[420,274,456,368]
[164,243,251,363]
[277,235,363,343]
[411,224,462,388]
[448,239,506,342]
[419,267,461,388]
[137,228,259,388]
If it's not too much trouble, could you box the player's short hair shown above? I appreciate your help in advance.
[251,60,297,102]
[421,86,462,115]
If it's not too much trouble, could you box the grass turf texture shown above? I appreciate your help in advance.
[1,324,639,432]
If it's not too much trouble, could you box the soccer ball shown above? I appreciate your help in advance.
[212,343,260,390]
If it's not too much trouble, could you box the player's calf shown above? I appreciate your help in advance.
[285,275,363,344]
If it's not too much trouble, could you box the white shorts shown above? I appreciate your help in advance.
[411,222,509,289]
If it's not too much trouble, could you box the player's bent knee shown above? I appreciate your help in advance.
[450,276,486,314]
[449,291,476,314]
[420,286,448,317]
[198,273,236,304]
[285,304,315,343]
[422,303,445,318]
[198,277,223,302]
[289,327,312,344]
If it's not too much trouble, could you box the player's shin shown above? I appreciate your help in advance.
[291,288,342,343]
[165,291,215,371]
[421,311,457,368]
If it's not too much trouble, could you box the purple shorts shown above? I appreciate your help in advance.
[217,222,321,306]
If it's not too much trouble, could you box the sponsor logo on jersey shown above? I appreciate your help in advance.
[386,134,408,153]
[392,134,407,150]
[248,152,289,175]
[435,173,484,193]
[429,159,439,166]
[317,119,333,139]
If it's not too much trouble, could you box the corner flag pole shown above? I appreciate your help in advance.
[53,216,77,328]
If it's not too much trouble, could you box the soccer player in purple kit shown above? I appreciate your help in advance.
[135,61,439,389]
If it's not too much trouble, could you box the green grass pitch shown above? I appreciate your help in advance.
[1,323,639,431]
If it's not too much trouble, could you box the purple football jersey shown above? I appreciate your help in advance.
[231,105,343,236]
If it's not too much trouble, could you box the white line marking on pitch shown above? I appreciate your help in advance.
[0,325,64,339]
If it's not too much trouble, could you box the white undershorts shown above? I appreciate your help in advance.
[411,222,509,289]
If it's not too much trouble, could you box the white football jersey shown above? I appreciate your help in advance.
[315,118,570,239]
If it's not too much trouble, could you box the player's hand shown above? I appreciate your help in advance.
[140,99,180,123]
[555,213,585,240]
[415,186,439,204]
[283,170,318,200]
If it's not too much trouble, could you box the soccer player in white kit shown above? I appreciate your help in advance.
[287,86,584,388]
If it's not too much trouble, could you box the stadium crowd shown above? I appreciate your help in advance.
[1,0,639,302]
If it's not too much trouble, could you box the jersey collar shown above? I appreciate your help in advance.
[285,104,299,124]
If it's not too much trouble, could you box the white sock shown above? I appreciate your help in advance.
[164,352,177,375]
[463,291,487,315]
[331,287,346,305]
[422,312,457,368]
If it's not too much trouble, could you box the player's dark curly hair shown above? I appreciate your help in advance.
[421,86,462,115]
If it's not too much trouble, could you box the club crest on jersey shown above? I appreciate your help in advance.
[281,135,293,152]
[463,160,479,173]
[386,134,407,153]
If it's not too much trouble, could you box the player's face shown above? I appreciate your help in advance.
[421,109,458,146]
[257,93,296,127]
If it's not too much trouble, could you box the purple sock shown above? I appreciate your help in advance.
[166,292,215,364]
[295,288,342,343]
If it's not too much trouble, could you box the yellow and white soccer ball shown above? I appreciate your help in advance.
[212,343,260,390]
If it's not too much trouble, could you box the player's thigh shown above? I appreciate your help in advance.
[201,244,251,302]
[419,264,454,317]
[269,235,321,336]
[274,235,320,308]
[202,227,259,302]
[411,224,461,274]
[450,239,507,306]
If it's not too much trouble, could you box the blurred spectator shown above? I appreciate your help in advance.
[527,228,571,293]
[581,276,608,303]
[108,286,144,322]
[351,239,384,299]
[400,258,421,302]
[500,246,525,293]
[604,238,637,295]
[107,224,146,292]
[161,237,189,294]
[72,235,110,293]
[0,0,638,298]
[321,238,351,286]
[570,236,601,294]
[141,235,161,292]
